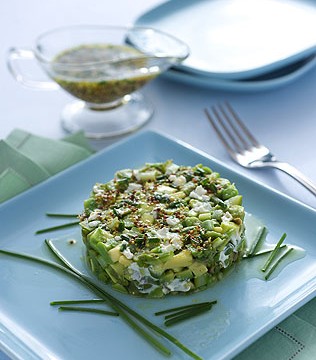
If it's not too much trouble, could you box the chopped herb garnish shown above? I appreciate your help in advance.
[264,247,294,280]
[243,244,286,258]
[155,300,217,327]
[261,233,287,272]
[58,306,119,317]
[155,301,215,316]
[46,213,78,218]
[50,299,105,305]
[247,226,267,257]
[35,221,79,234]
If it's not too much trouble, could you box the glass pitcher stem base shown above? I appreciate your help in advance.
[60,92,153,139]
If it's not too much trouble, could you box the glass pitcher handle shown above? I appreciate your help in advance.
[7,47,59,90]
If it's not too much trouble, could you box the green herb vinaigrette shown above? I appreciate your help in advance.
[51,44,158,104]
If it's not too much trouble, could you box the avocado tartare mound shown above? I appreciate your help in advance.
[79,161,246,297]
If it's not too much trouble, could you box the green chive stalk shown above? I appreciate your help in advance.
[58,306,118,316]
[46,213,78,218]
[247,226,267,257]
[35,221,79,234]
[264,247,294,280]
[50,299,105,306]
[261,233,287,272]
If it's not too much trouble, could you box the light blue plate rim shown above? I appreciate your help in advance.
[135,0,316,89]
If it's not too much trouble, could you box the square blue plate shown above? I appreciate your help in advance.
[1,130,315,360]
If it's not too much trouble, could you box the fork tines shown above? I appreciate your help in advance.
[204,102,259,156]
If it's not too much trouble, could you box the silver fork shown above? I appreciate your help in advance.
[204,101,316,197]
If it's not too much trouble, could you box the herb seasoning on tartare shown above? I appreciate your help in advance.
[79,161,246,297]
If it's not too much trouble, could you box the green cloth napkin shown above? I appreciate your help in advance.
[0,129,94,203]
[0,129,315,359]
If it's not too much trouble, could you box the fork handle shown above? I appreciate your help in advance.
[267,161,316,197]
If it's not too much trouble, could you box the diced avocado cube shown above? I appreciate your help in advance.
[221,221,239,233]
[198,213,212,221]
[108,245,121,263]
[183,217,199,227]
[119,255,133,267]
[87,228,114,250]
[149,263,165,278]
[205,230,222,239]
[189,261,208,276]
[141,213,155,224]
[175,268,193,280]
[149,286,164,298]
[105,266,120,283]
[212,237,229,250]
[112,283,128,294]
[163,250,193,269]
[219,184,238,200]
[137,253,159,266]
[98,272,110,283]
[110,262,125,276]
[161,270,175,283]
[227,204,245,219]
[83,197,96,211]
[109,217,120,230]
[170,191,186,199]
[96,242,113,265]
[225,195,242,205]
[194,273,209,288]
[139,170,158,181]
[201,219,214,231]
[96,254,109,269]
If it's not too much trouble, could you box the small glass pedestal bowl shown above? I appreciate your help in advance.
[7,25,189,139]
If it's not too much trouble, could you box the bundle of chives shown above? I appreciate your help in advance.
[156,301,217,327]
[261,233,294,280]
[0,242,203,360]
[35,213,79,234]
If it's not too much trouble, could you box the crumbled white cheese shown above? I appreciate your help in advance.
[126,183,142,192]
[133,169,141,181]
[229,232,241,246]
[170,236,183,250]
[192,201,212,214]
[166,216,180,226]
[92,184,104,196]
[165,163,180,175]
[87,220,100,228]
[221,211,233,223]
[160,243,175,253]
[168,174,187,187]
[155,227,170,239]
[219,251,229,268]
[157,185,176,194]
[163,278,191,293]
[128,263,158,294]
[88,211,100,221]
[123,247,134,259]
[153,227,181,242]
[189,185,209,201]
[128,263,151,283]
